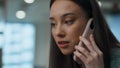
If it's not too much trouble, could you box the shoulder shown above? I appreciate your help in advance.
[111,45,120,68]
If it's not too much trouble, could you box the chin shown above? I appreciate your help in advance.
[61,50,74,55]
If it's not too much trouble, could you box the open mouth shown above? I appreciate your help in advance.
[58,41,69,48]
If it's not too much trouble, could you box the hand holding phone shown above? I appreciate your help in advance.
[74,18,104,68]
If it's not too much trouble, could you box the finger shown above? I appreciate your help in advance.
[75,46,91,58]
[90,34,102,54]
[79,36,94,53]
[74,51,87,64]
[73,55,77,62]
[73,55,82,64]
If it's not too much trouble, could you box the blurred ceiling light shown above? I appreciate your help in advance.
[16,10,26,19]
[98,1,102,7]
[24,0,35,4]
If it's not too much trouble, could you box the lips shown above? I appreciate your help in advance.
[58,41,69,48]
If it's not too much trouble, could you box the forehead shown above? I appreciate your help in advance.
[50,0,85,17]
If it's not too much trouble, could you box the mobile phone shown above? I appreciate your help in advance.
[78,18,94,46]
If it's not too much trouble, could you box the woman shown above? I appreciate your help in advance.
[49,0,119,68]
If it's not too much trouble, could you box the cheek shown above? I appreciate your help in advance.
[51,29,54,36]
[68,20,87,38]
[67,25,85,44]
[51,29,55,39]
[68,25,85,37]
[52,30,56,39]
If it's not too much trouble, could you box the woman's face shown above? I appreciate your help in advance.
[50,0,88,55]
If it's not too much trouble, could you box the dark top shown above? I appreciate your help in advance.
[111,47,120,68]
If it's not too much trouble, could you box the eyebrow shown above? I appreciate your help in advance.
[62,13,76,17]
[49,13,76,20]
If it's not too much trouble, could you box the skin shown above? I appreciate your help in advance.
[50,0,104,68]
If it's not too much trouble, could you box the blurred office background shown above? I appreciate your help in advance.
[0,0,119,68]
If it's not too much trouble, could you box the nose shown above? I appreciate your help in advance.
[54,25,65,38]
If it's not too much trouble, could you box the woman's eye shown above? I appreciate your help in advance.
[65,20,74,25]
[50,23,56,27]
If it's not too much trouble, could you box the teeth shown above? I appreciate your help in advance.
[58,41,68,44]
